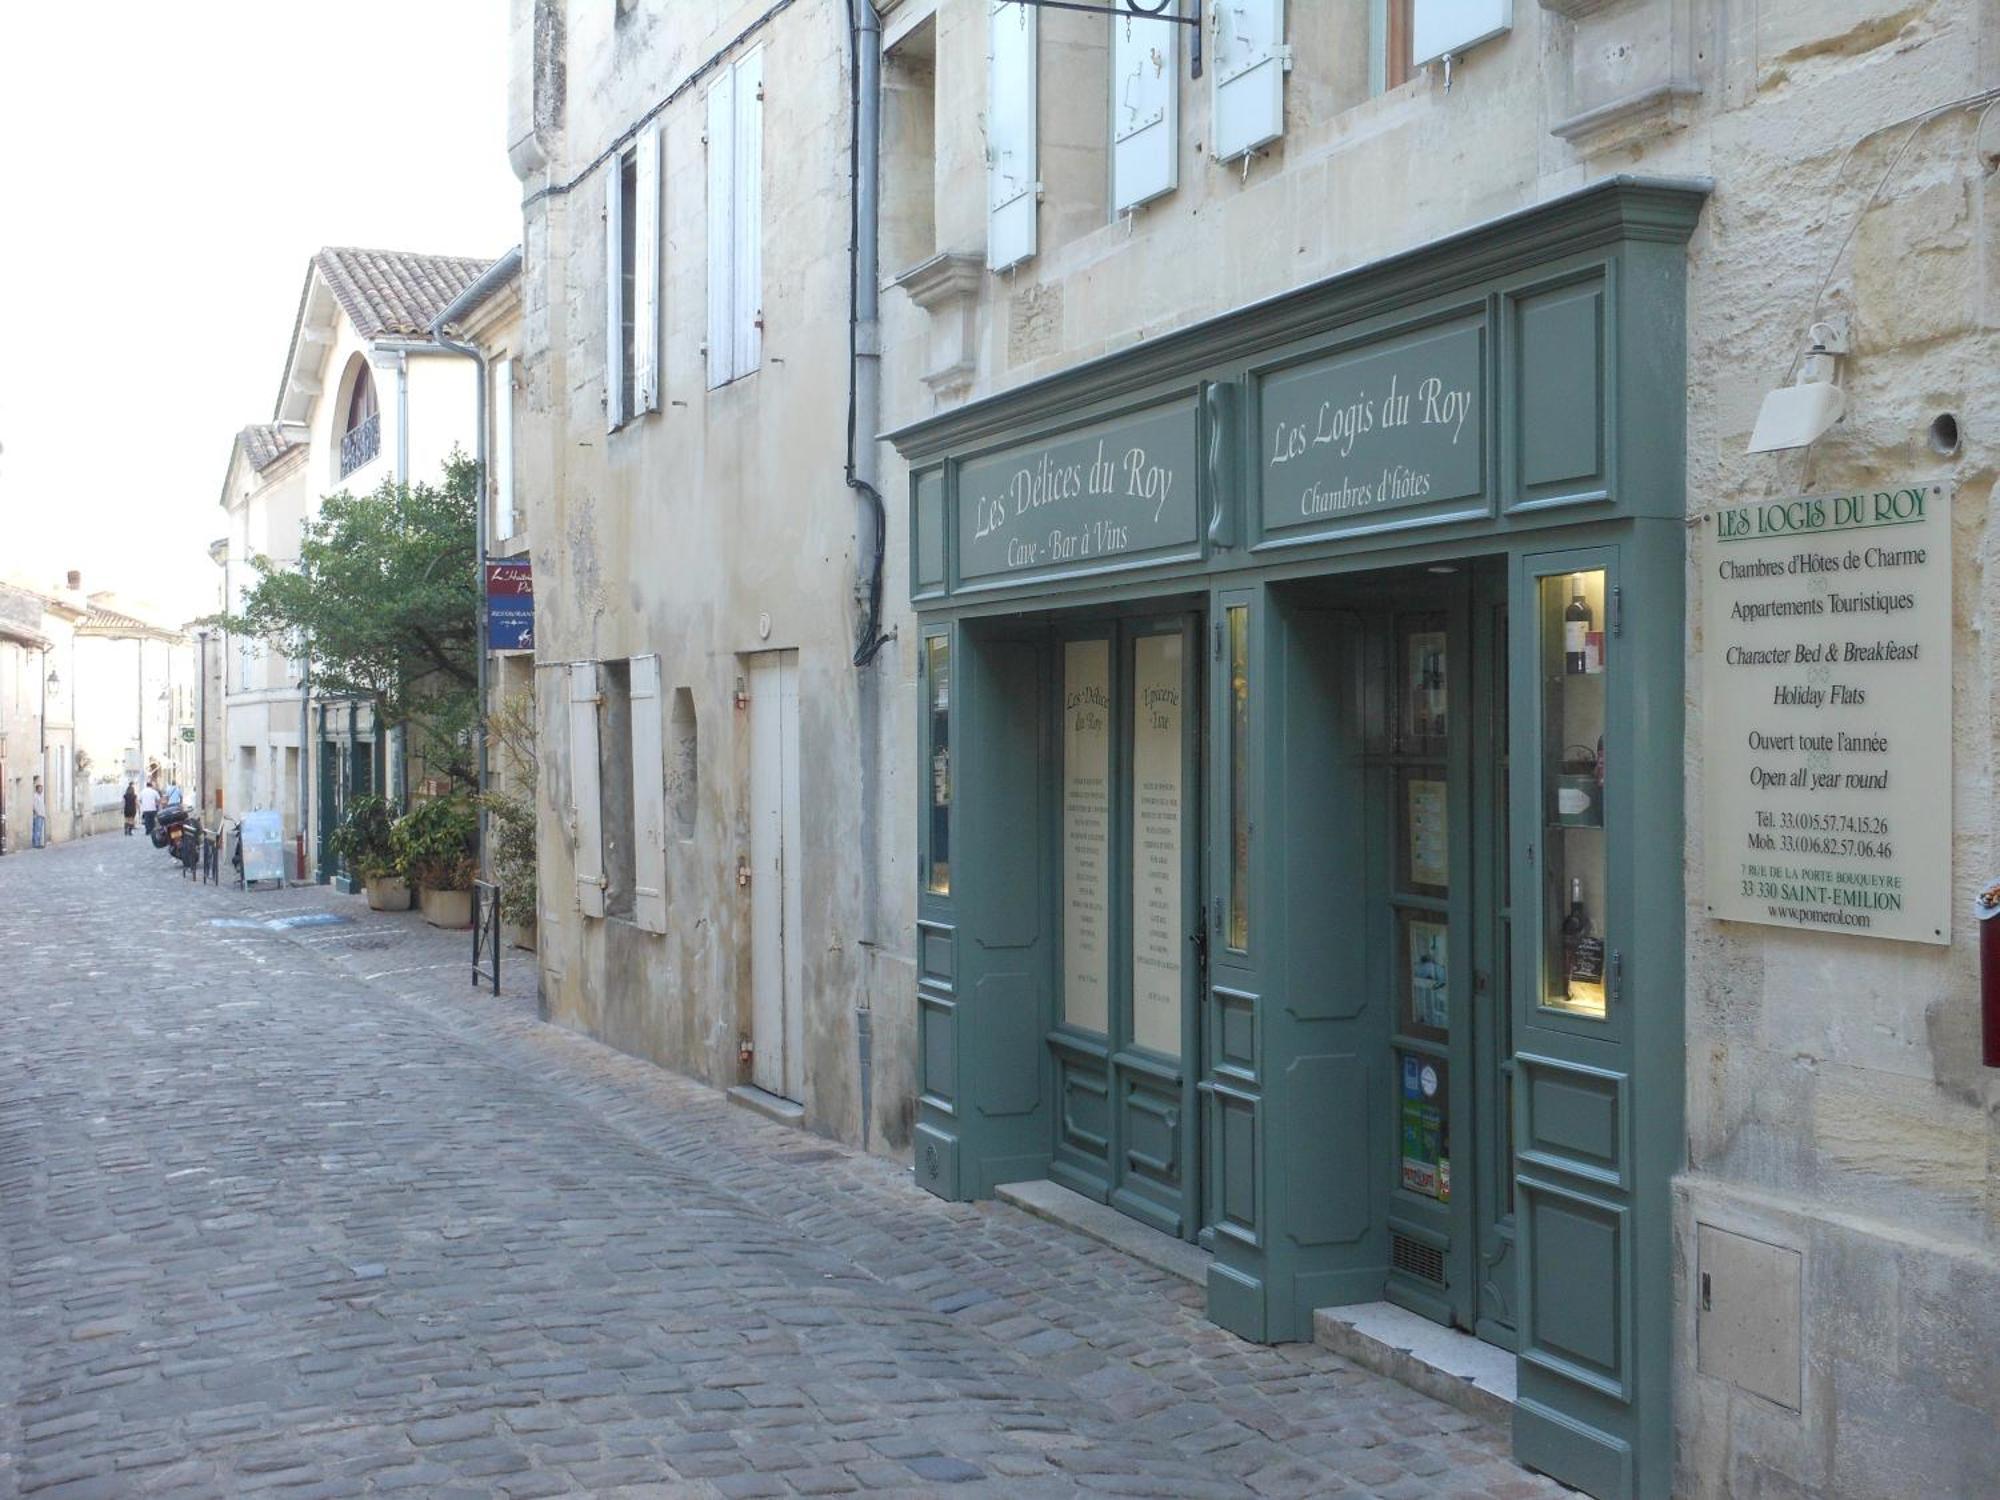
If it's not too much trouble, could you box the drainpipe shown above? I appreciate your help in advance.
[430,247,524,881]
[395,351,410,486]
[846,0,885,1152]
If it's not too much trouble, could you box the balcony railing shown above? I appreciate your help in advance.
[339,412,381,478]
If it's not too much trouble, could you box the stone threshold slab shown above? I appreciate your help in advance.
[1312,1301,1516,1426]
[995,1179,1210,1287]
[725,1084,805,1126]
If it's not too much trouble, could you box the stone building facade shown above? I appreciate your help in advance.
[508,2,2000,1496]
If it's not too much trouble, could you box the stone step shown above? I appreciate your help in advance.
[1312,1301,1516,1426]
[994,1179,1210,1288]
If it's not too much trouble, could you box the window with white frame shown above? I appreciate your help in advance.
[705,48,764,388]
[604,126,661,430]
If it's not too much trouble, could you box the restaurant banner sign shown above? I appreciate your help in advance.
[1703,484,1950,944]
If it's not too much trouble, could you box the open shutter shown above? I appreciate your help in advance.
[1112,9,1177,214]
[1412,0,1511,66]
[569,661,606,918]
[628,654,668,933]
[1211,0,1285,162]
[603,160,624,431]
[732,49,764,378]
[705,66,736,388]
[493,357,516,540]
[986,0,1038,271]
[633,124,661,415]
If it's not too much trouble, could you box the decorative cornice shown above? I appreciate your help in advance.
[886,176,1710,462]
[892,251,985,310]
[1551,82,1702,144]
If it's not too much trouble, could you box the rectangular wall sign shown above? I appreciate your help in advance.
[485,559,534,652]
[956,403,1199,585]
[1703,484,1950,944]
[1259,319,1485,538]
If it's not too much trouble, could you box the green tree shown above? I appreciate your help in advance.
[219,455,480,787]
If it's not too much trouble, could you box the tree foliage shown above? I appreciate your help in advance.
[219,456,480,785]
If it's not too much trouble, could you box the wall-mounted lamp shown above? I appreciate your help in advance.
[1748,320,1849,454]
[45,669,59,692]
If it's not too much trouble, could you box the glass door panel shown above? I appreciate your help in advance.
[1062,639,1112,1032]
[1129,631,1186,1060]
[1538,570,1609,1020]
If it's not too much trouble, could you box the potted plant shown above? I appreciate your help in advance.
[329,795,409,911]
[392,796,478,928]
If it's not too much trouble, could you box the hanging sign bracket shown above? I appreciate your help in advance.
[995,0,1203,78]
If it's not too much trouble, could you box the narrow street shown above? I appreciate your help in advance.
[0,839,1556,1500]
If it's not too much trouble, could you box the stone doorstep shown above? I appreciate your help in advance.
[1312,1301,1516,1427]
[994,1179,1211,1288]
[725,1083,805,1127]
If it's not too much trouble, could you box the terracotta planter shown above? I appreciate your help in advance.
[364,875,413,911]
[419,886,473,929]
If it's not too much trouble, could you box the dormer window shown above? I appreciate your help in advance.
[340,364,380,478]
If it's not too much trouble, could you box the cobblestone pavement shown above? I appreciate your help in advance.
[0,837,1566,1499]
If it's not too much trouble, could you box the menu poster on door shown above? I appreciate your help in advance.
[1130,635,1185,1058]
[1400,1053,1449,1202]
[1407,778,1449,889]
[1062,640,1112,1033]
[1704,484,1950,944]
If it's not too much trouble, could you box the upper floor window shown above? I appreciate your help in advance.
[706,48,764,388]
[605,126,660,429]
[340,363,380,478]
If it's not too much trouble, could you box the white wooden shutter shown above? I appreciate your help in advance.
[493,357,515,540]
[568,661,606,917]
[633,123,661,414]
[705,66,737,389]
[603,160,625,430]
[986,0,1038,271]
[628,653,668,933]
[731,49,763,378]
[1211,0,1286,162]
[1112,9,1177,215]
[1412,0,1512,66]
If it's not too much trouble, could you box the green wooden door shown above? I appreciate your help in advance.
[1048,615,1204,1241]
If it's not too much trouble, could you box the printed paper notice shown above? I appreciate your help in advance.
[1130,634,1185,1057]
[1062,640,1112,1032]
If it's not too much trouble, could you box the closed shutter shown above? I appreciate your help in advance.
[1211,0,1285,162]
[493,357,516,540]
[603,159,624,430]
[732,49,763,378]
[569,661,606,918]
[1112,8,1177,215]
[633,123,662,415]
[705,66,736,388]
[986,0,1038,271]
[1412,0,1511,66]
[628,653,668,933]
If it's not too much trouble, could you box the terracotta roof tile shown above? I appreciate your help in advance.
[313,248,492,340]
[238,423,303,473]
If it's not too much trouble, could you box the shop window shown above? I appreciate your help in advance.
[882,16,937,274]
[925,634,951,896]
[1539,568,1608,1020]
[598,659,638,920]
[669,686,698,840]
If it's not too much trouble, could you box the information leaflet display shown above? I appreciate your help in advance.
[1129,634,1184,1056]
[1704,484,1950,944]
[1062,640,1112,1032]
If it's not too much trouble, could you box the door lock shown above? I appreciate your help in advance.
[737,858,752,888]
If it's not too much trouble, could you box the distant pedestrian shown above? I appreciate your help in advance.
[165,781,184,809]
[122,782,138,836]
[139,780,160,838]
[30,778,46,848]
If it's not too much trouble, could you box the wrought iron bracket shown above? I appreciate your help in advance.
[995,0,1203,78]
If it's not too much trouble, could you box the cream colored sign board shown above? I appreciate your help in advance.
[1062,640,1112,1033]
[1704,484,1950,944]
[1130,634,1185,1056]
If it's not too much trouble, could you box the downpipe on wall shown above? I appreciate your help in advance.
[847,0,886,1152]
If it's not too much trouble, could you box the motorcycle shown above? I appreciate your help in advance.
[154,804,200,869]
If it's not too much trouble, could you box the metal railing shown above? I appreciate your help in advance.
[339,412,381,477]
[472,879,501,995]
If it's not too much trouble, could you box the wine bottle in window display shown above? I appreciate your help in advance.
[1561,877,1589,977]
[1564,576,1592,674]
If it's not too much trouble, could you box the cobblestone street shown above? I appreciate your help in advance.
[0,838,1562,1499]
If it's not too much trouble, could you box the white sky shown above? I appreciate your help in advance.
[0,0,520,621]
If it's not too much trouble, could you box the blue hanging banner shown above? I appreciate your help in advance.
[485,559,534,652]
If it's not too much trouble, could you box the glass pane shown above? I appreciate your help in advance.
[1062,639,1112,1032]
[1400,910,1450,1042]
[1540,570,1607,1018]
[1130,633,1185,1058]
[1401,619,1448,755]
[925,635,951,896]
[1399,1050,1450,1202]
[1399,768,1449,897]
[1227,605,1251,952]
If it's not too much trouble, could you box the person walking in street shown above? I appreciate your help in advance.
[139,780,160,839]
[123,782,138,836]
[31,778,46,849]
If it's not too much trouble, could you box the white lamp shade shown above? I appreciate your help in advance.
[1748,380,1847,454]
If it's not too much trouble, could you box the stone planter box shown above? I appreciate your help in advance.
[364,875,413,912]
[505,917,538,952]
[419,886,473,929]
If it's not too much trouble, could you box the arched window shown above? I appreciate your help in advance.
[339,361,380,478]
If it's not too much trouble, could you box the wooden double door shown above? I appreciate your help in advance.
[1046,615,1206,1241]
